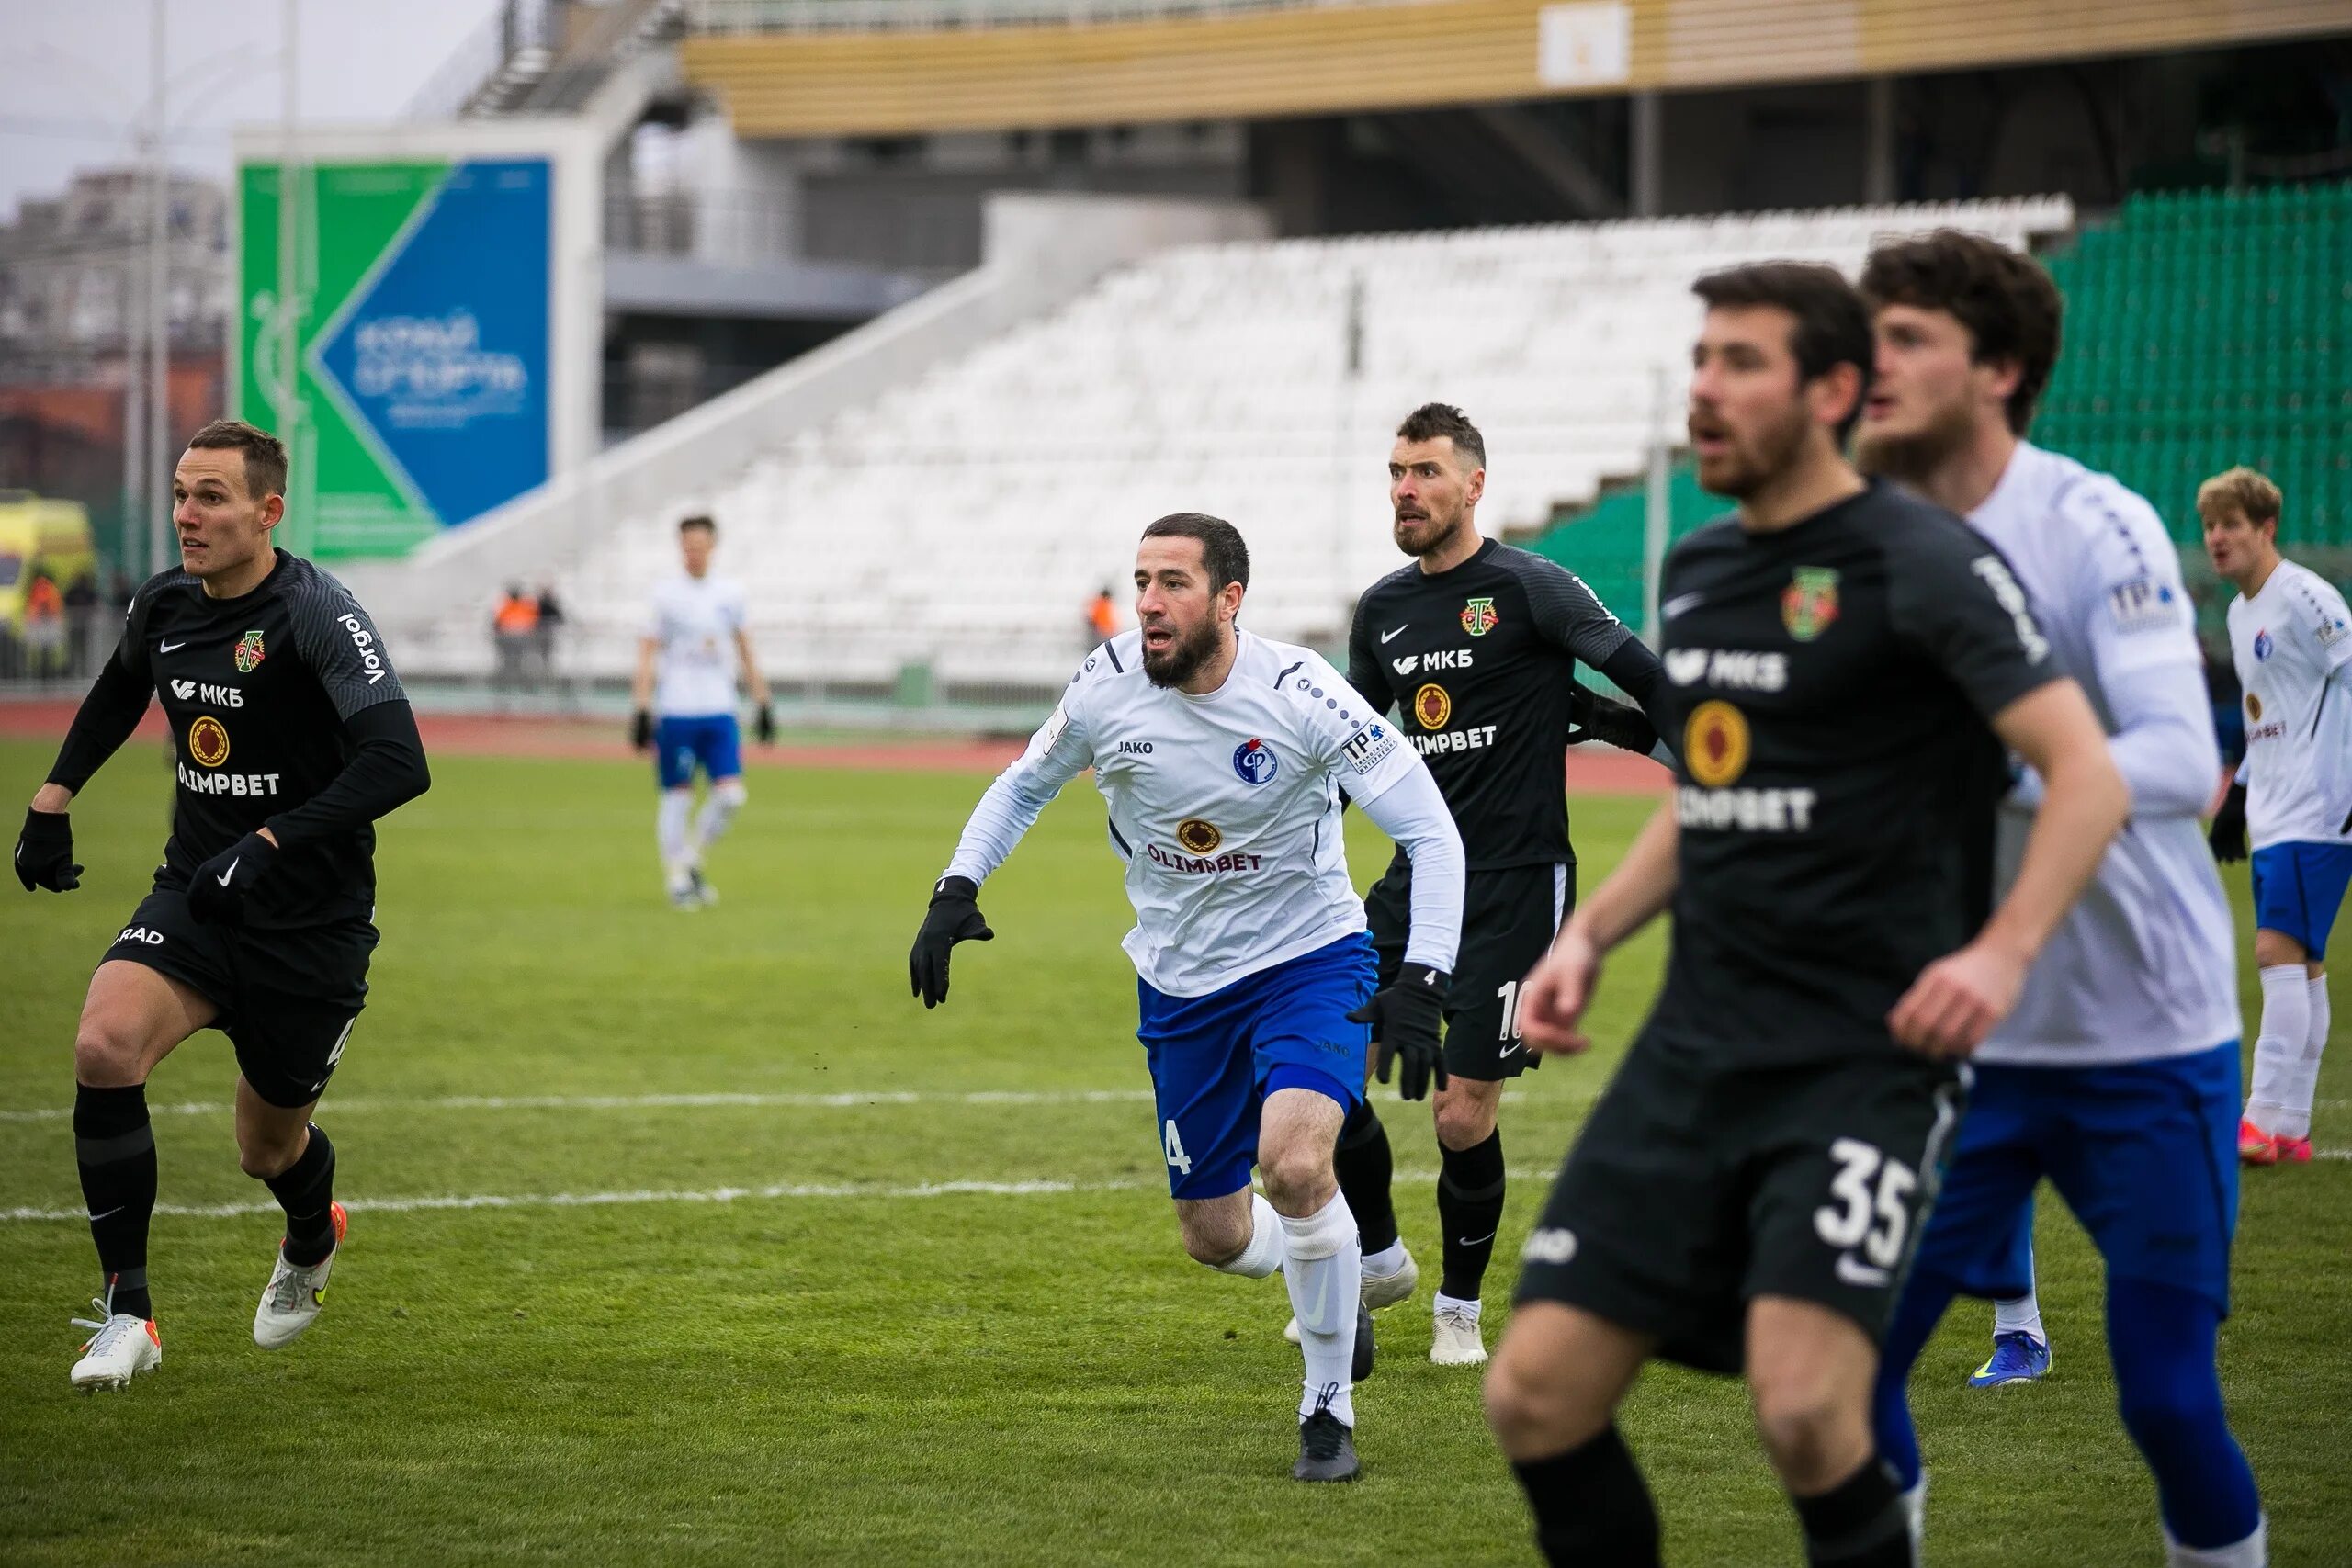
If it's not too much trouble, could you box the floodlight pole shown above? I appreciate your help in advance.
[277,0,301,549]
[147,0,170,580]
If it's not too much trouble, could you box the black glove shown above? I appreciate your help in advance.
[2209,780,2248,863]
[754,702,776,746]
[187,830,278,926]
[1567,683,1659,755]
[630,709,653,751]
[1350,963,1451,1101]
[909,874,993,1008]
[14,807,81,892]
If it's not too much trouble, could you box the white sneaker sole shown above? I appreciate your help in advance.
[70,1339,159,1392]
[1430,1332,1488,1367]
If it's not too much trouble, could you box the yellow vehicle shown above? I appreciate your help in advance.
[0,491,97,637]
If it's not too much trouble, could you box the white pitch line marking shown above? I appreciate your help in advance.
[0,1087,1540,1123]
[0,1167,1562,1224]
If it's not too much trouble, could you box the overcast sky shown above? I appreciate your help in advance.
[0,0,503,221]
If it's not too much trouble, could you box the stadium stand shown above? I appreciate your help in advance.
[438,197,2067,696]
[2035,182,2352,548]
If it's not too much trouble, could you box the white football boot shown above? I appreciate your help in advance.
[1430,1297,1488,1367]
[70,1288,161,1392]
[254,1201,347,1349]
[1287,1245,1418,1345]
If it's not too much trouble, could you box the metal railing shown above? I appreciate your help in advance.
[684,0,1424,34]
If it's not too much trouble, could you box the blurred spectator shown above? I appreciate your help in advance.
[492,583,540,703]
[23,572,66,676]
[1086,584,1121,648]
[63,574,99,676]
[108,569,136,610]
[532,581,567,689]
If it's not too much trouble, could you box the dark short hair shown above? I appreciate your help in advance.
[1140,513,1250,592]
[185,418,288,502]
[1692,263,1875,440]
[678,514,717,536]
[1396,402,1486,469]
[1860,231,2063,435]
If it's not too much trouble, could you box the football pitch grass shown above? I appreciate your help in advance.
[1,739,2346,1566]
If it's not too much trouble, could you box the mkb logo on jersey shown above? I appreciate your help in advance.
[1684,701,1749,787]
[233,629,267,673]
[187,716,231,768]
[1781,569,1839,642]
[1414,682,1452,728]
[1460,597,1498,637]
[1232,738,1278,785]
[1176,818,1223,853]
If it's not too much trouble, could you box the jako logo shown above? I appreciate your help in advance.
[1522,1228,1578,1265]
[1118,740,1153,755]
[338,614,390,684]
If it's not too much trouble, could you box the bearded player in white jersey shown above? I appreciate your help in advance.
[908,513,1465,1483]
[2202,466,2351,1167]
[1858,232,2266,1567]
[628,515,773,908]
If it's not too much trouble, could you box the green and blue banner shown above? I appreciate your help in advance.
[239,157,550,558]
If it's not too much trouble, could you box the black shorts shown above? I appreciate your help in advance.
[1369,860,1572,1083]
[102,882,378,1110]
[1513,1030,1965,1373]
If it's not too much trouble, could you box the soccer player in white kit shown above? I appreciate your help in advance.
[908,513,1465,1483]
[1859,232,2265,1566]
[2202,466,2350,1166]
[628,515,773,908]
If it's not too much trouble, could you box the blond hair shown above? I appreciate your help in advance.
[2197,467,2282,529]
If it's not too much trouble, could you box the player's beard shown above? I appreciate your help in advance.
[1393,506,1464,560]
[1855,395,1976,488]
[1695,400,1814,501]
[1141,614,1220,688]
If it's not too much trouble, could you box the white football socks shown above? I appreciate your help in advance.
[1211,1193,1285,1279]
[1433,1291,1482,1323]
[1363,1239,1408,1279]
[656,789,694,874]
[693,777,748,852]
[1280,1191,1360,1427]
[1993,1285,2045,1346]
[2246,964,2310,1134]
[2281,973,2332,1141]
[2165,1517,2267,1567]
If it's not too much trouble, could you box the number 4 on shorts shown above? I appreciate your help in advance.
[1164,1119,1193,1177]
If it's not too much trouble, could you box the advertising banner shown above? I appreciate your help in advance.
[239,157,550,558]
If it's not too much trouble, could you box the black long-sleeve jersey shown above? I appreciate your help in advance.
[1347,538,1668,871]
[48,549,430,928]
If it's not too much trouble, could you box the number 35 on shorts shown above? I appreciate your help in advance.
[1814,1137,1917,1285]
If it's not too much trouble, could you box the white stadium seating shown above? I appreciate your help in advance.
[501,198,2074,692]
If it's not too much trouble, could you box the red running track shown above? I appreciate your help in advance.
[0,701,1671,793]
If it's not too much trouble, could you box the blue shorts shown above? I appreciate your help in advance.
[655,714,741,790]
[2249,840,2352,957]
[1910,1042,2241,1315]
[1136,932,1376,1200]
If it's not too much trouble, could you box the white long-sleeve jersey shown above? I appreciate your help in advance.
[2228,558,2352,851]
[1967,441,2238,1066]
[944,628,1464,998]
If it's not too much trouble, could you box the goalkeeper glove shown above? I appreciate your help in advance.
[754,702,776,746]
[187,830,278,926]
[2208,780,2248,863]
[14,807,81,893]
[1350,963,1451,1101]
[910,874,994,1008]
[630,709,653,751]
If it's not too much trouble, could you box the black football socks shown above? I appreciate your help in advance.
[1792,1456,1915,1567]
[1438,1127,1507,1301]
[266,1123,339,1267]
[1332,1099,1400,1258]
[74,1082,157,1320]
[1513,1425,1663,1568]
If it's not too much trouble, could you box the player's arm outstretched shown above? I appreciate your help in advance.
[187,581,432,926]
[15,592,160,892]
[909,671,1100,1008]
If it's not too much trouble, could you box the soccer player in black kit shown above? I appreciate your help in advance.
[1324,402,1671,1369]
[1480,266,2130,1567]
[14,419,430,1391]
